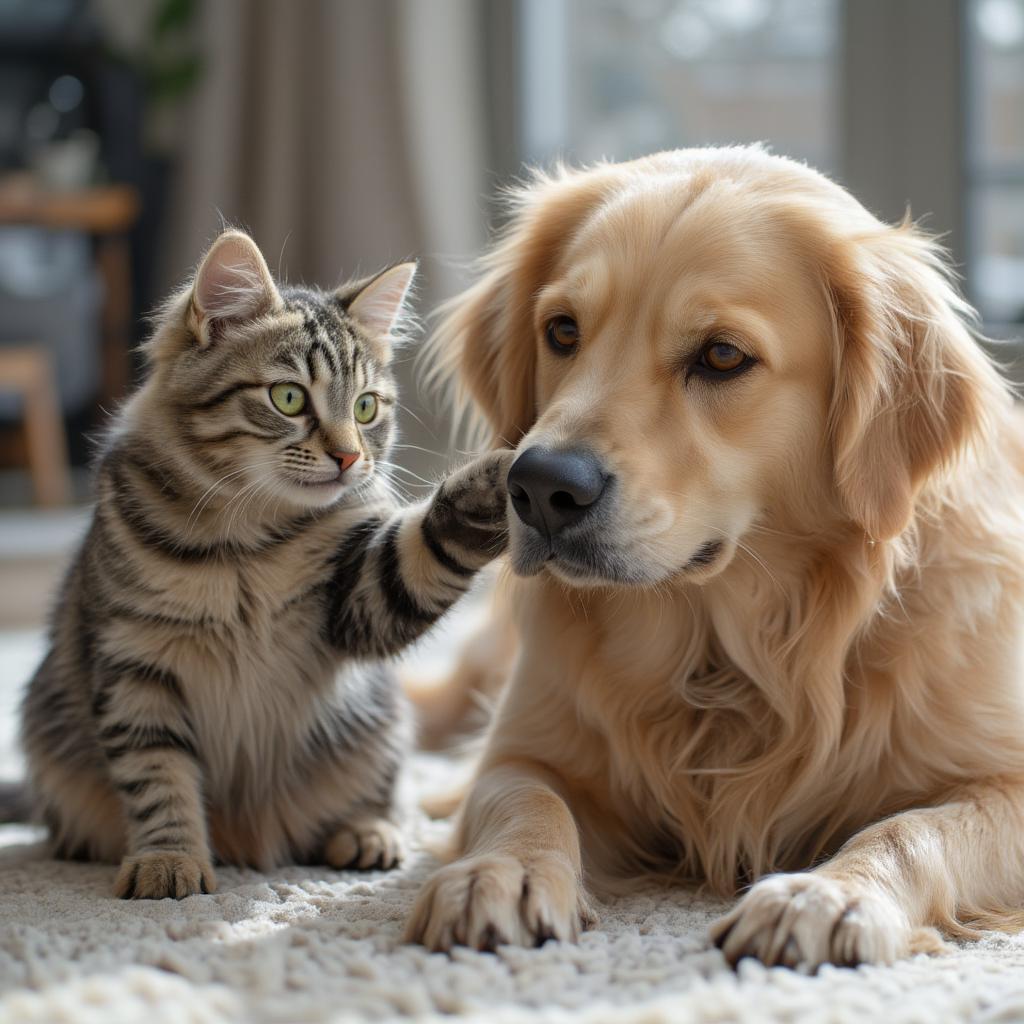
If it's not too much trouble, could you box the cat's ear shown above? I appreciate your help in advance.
[190,230,281,346]
[343,262,417,359]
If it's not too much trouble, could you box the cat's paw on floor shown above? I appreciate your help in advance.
[323,817,404,871]
[114,850,217,899]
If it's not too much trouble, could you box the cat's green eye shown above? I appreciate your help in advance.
[270,382,307,416]
[354,392,378,425]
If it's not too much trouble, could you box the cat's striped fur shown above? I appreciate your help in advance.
[15,231,511,899]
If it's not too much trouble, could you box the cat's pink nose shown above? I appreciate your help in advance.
[332,451,361,473]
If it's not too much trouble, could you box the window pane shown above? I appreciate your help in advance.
[527,0,839,173]
[967,0,1024,324]
[972,185,1024,324]
[969,0,1024,169]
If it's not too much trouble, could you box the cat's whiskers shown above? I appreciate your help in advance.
[214,471,272,537]
[185,459,282,537]
[185,466,253,535]
[215,481,258,537]
[375,460,434,488]
[375,464,417,498]
[395,401,432,435]
[256,474,288,523]
[373,474,413,507]
[390,442,445,459]
[233,476,277,534]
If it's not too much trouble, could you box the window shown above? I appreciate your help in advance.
[522,0,839,173]
[966,0,1024,327]
[518,0,1021,347]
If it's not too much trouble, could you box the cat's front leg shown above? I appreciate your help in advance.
[325,449,514,658]
[93,662,215,898]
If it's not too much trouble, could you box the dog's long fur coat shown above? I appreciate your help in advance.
[405,147,1024,969]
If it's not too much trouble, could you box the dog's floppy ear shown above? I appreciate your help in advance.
[827,221,1002,540]
[427,167,617,445]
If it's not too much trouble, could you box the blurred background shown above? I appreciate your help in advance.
[0,0,1020,638]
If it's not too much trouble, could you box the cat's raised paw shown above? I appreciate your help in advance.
[324,817,404,871]
[441,450,516,530]
[115,850,217,900]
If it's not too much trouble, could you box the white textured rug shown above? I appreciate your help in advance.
[4,632,1024,1023]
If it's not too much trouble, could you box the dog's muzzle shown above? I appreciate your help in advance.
[507,446,609,539]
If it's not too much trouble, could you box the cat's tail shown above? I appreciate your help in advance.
[0,780,32,823]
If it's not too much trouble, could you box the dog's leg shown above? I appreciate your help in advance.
[405,759,597,950]
[710,781,1024,968]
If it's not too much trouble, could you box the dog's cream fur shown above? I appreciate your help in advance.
[405,147,1024,968]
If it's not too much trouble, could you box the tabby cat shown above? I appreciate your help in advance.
[14,229,511,899]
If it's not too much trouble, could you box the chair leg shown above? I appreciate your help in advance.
[21,355,71,507]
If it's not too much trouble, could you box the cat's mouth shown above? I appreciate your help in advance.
[281,468,370,508]
[293,473,345,488]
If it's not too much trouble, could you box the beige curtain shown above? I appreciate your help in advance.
[165,0,492,479]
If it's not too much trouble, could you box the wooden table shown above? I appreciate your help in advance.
[0,179,141,406]
[0,179,140,505]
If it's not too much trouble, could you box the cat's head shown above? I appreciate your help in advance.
[145,229,415,511]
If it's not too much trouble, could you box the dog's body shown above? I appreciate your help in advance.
[406,147,1024,968]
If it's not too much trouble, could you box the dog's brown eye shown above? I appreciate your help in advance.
[700,342,747,374]
[545,315,579,354]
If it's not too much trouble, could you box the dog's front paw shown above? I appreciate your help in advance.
[710,873,909,969]
[115,850,216,900]
[324,817,404,871]
[405,851,596,952]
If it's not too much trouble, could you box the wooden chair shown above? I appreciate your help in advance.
[0,346,71,506]
[0,180,140,407]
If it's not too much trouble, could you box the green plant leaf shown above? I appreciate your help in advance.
[146,55,204,104]
[154,0,199,38]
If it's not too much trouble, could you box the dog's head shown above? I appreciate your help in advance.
[434,148,1003,588]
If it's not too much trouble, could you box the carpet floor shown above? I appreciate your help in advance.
[3,632,1024,1024]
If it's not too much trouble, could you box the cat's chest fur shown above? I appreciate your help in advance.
[120,513,368,783]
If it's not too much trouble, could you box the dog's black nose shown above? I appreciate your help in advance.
[507,446,608,538]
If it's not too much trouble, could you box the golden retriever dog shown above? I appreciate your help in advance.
[404,146,1024,969]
